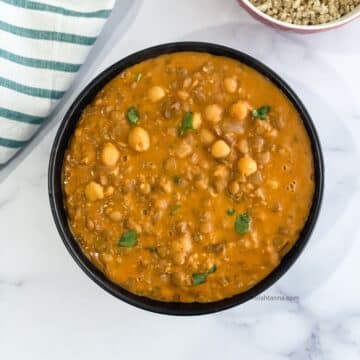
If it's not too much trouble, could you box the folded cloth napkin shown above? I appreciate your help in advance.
[0,0,115,166]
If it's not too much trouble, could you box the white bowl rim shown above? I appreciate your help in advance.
[240,0,360,30]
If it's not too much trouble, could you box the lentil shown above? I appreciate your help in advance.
[63,52,315,303]
[250,0,360,25]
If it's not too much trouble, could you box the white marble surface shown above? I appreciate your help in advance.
[1,0,360,359]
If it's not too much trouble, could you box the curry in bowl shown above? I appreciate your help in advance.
[62,51,315,303]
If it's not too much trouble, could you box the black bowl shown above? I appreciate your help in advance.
[48,42,324,315]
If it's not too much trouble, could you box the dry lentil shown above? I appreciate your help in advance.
[250,0,360,25]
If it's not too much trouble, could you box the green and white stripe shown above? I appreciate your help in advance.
[2,0,113,17]
[0,0,114,165]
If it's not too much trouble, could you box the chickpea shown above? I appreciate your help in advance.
[172,252,186,265]
[182,102,190,112]
[79,143,96,165]
[157,246,168,259]
[110,110,122,122]
[259,119,272,129]
[164,157,177,172]
[167,127,177,137]
[111,167,120,177]
[192,112,202,129]
[200,221,213,234]
[104,186,114,197]
[148,86,165,102]
[171,272,191,286]
[246,183,254,191]
[214,179,227,193]
[109,211,122,222]
[101,254,113,263]
[199,128,215,144]
[267,179,279,190]
[267,245,280,265]
[139,182,151,194]
[229,181,240,194]
[213,164,229,179]
[128,127,150,152]
[95,98,103,106]
[177,90,189,100]
[258,151,271,165]
[191,152,199,164]
[86,219,95,230]
[252,136,265,153]
[237,156,257,176]
[172,233,192,253]
[211,140,231,158]
[224,77,238,93]
[248,171,263,186]
[244,239,252,249]
[154,197,168,210]
[199,159,210,170]
[205,104,223,124]
[267,129,278,138]
[195,177,208,190]
[100,142,119,167]
[230,100,249,121]
[84,181,104,202]
[99,174,108,186]
[74,129,82,138]
[176,221,188,234]
[237,138,249,154]
[183,77,192,88]
[160,178,172,193]
[125,218,142,234]
[254,187,265,200]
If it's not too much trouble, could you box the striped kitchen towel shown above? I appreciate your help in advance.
[0,0,115,166]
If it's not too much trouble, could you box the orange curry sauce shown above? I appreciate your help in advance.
[63,52,314,302]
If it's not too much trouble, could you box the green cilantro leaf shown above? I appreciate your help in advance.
[192,265,217,286]
[119,230,138,247]
[235,213,251,234]
[179,112,193,136]
[127,106,140,125]
[170,204,181,215]
[252,105,270,120]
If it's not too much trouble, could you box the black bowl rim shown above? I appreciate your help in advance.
[48,42,324,316]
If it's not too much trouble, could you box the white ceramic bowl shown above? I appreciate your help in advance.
[238,0,360,33]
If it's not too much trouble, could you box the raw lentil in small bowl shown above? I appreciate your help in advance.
[238,0,360,33]
[49,42,324,315]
